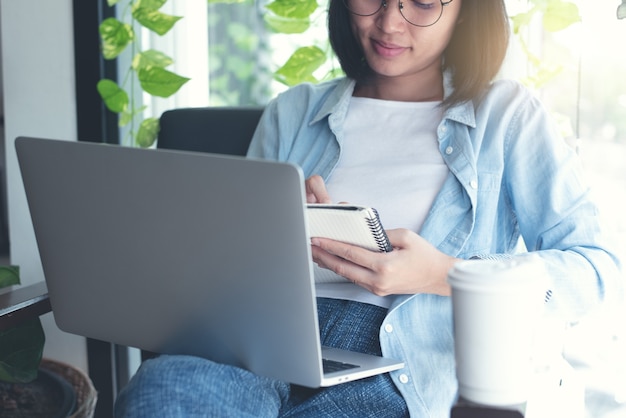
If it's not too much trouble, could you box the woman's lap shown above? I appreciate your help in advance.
[115,354,290,417]
[115,298,408,417]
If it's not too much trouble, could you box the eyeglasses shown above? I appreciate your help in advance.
[343,0,453,27]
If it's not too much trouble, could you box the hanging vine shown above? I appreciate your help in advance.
[98,0,190,147]
[509,0,581,89]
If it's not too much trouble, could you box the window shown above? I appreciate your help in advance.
[509,3,626,416]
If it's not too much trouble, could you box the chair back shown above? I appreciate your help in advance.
[157,106,264,156]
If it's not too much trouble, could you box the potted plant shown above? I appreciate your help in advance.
[0,266,97,417]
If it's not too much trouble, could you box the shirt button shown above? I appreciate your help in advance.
[399,374,409,384]
[384,323,394,333]
[440,126,447,133]
[445,146,453,155]
[470,180,478,189]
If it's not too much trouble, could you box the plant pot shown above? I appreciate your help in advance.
[41,359,97,418]
[0,359,97,418]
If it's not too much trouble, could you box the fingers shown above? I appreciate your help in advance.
[305,175,332,204]
[311,237,375,268]
[311,238,380,285]
[312,229,458,296]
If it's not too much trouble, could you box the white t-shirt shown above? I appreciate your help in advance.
[315,96,449,307]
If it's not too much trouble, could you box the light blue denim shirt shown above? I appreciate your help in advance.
[247,77,622,417]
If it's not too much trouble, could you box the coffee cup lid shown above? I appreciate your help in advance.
[447,255,547,292]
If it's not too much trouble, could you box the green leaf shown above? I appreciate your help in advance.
[132,49,174,71]
[0,318,45,383]
[208,0,248,3]
[510,1,580,33]
[0,265,20,289]
[136,0,167,9]
[525,64,563,89]
[266,0,318,19]
[137,67,190,98]
[509,10,536,34]
[132,6,183,36]
[107,0,119,6]
[275,46,325,86]
[99,17,134,60]
[136,117,160,148]
[264,14,311,34]
[118,105,148,128]
[97,79,129,113]
[119,111,133,127]
[542,1,580,32]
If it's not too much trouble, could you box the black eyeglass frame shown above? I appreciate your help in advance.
[343,0,454,28]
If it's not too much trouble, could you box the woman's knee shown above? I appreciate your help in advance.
[115,355,289,417]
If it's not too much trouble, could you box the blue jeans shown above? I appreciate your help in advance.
[115,298,409,417]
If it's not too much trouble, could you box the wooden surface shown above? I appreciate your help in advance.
[0,281,51,330]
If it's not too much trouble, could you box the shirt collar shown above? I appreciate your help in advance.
[311,73,478,129]
[442,71,477,129]
[311,78,356,124]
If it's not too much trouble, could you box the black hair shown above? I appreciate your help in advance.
[328,0,511,108]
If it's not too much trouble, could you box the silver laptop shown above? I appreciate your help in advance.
[16,136,404,388]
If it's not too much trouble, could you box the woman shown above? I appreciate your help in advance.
[116,0,621,416]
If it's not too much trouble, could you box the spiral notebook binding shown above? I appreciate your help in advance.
[366,208,393,252]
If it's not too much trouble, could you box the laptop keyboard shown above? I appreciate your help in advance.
[322,358,359,374]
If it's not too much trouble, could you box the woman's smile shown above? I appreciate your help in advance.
[372,39,408,58]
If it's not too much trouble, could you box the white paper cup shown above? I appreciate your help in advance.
[448,256,547,407]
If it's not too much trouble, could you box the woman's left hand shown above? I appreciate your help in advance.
[310,228,459,296]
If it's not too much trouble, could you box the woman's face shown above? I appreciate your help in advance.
[349,0,462,83]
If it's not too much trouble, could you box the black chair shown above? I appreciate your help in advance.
[157,106,264,156]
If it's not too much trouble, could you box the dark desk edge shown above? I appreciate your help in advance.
[0,281,52,331]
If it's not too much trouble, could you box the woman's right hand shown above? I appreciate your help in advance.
[305,175,332,204]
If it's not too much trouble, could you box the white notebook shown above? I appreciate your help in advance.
[307,204,392,252]
[307,204,392,284]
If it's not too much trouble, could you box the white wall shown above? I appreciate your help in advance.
[0,0,88,372]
